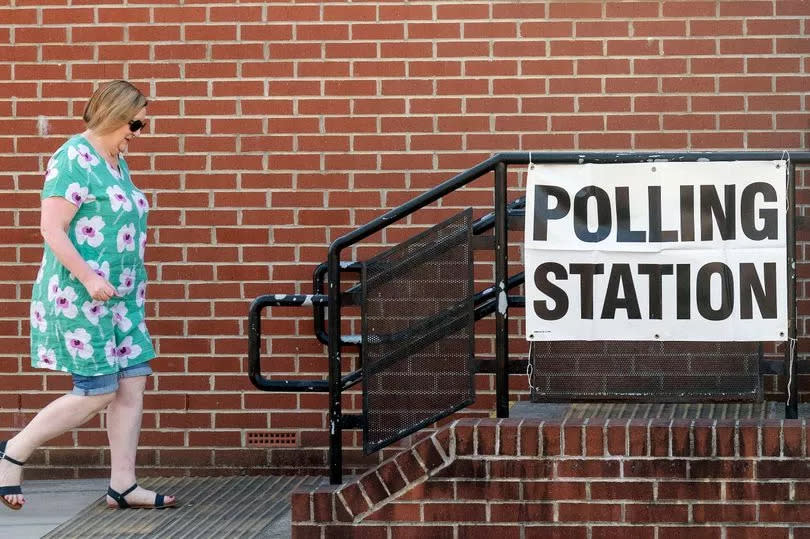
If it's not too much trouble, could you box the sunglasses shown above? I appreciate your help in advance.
[128,119,147,133]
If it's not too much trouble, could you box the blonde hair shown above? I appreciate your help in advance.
[82,80,148,135]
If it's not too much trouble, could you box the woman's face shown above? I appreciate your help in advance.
[111,107,147,154]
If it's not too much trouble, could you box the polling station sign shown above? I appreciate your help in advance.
[524,161,787,342]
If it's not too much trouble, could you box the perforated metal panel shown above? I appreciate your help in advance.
[362,209,475,454]
[530,341,762,402]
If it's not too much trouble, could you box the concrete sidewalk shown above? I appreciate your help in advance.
[0,478,107,539]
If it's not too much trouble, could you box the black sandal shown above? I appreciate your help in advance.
[0,440,25,511]
[107,483,177,509]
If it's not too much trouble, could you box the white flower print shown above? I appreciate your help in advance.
[107,160,122,180]
[104,337,142,369]
[131,191,148,218]
[30,301,47,332]
[67,144,99,170]
[138,232,147,260]
[45,157,59,182]
[136,281,147,307]
[53,286,78,319]
[138,320,147,334]
[65,182,89,208]
[107,185,132,212]
[117,224,136,253]
[104,338,117,367]
[35,252,47,284]
[64,328,94,359]
[115,337,142,368]
[81,300,108,326]
[111,301,132,331]
[88,260,110,281]
[47,275,60,301]
[75,216,105,248]
[118,268,136,296]
[36,346,57,369]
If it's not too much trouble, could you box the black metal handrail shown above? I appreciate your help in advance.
[248,270,528,391]
[248,294,328,392]
[249,151,810,484]
[308,197,528,347]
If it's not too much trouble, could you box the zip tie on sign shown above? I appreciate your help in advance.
[526,340,536,393]
[781,148,791,168]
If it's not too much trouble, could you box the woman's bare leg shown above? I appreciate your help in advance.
[106,376,175,507]
[0,392,115,507]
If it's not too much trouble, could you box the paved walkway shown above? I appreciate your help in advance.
[1,478,108,539]
[43,475,315,539]
[1,475,315,538]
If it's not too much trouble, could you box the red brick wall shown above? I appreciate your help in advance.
[1,1,809,477]
[293,418,810,537]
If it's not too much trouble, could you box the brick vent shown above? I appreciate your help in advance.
[246,431,298,448]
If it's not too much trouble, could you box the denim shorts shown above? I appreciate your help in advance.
[71,362,153,396]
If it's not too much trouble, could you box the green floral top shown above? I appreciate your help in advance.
[30,135,155,376]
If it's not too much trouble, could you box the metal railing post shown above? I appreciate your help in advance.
[327,247,344,484]
[786,161,798,419]
[494,161,509,418]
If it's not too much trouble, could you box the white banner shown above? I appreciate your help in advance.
[524,161,788,341]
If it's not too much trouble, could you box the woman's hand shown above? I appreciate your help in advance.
[81,273,118,302]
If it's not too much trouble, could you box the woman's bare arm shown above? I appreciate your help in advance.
[40,197,117,301]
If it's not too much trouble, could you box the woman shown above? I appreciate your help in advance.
[0,80,176,510]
